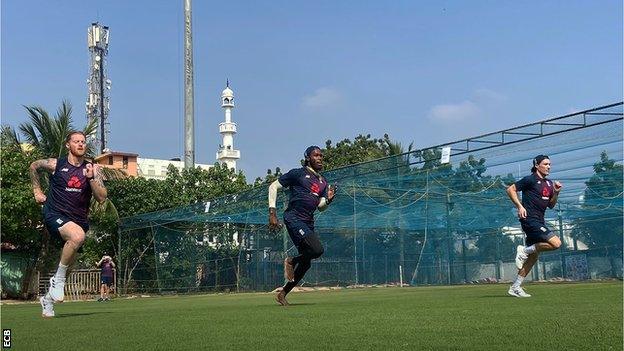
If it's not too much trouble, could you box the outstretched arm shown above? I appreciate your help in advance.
[29,158,57,204]
[268,180,283,231]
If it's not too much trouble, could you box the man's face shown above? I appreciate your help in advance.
[66,133,87,157]
[308,149,323,171]
[536,158,551,177]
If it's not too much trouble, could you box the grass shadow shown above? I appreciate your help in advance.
[55,312,113,318]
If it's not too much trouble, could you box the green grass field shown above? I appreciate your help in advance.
[1,282,622,350]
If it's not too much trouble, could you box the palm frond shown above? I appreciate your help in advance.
[19,101,91,158]
[18,120,41,149]
[0,125,21,147]
[99,166,129,180]
[54,101,74,158]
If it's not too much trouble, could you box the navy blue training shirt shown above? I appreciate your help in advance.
[101,260,114,278]
[514,173,555,223]
[278,167,328,223]
[43,157,93,227]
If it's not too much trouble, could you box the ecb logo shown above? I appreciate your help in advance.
[2,329,10,348]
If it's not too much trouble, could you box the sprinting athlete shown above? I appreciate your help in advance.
[268,146,336,306]
[30,131,107,317]
[506,155,562,297]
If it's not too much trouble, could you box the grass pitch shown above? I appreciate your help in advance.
[1,282,621,350]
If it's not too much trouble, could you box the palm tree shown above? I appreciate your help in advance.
[0,125,21,148]
[19,100,98,158]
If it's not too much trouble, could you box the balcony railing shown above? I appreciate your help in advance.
[219,122,237,133]
[217,149,240,159]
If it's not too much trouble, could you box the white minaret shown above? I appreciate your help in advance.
[216,81,240,171]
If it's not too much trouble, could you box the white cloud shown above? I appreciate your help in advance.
[302,87,343,108]
[428,88,508,123]
[474,88,507,103]
[428,100,480,122]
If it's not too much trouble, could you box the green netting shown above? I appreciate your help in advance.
[119,103,623,294]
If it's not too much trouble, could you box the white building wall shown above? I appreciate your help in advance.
[137,157,213,180]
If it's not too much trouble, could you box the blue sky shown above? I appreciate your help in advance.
[2,1,622,180]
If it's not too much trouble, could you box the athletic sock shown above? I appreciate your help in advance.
[283,281,297,295]
[523,245,536,255]
[54,263,68,280]
[512,275,524,288]
[283,259,312,295]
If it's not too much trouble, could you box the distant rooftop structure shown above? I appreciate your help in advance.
[93,151,212,180]
[216,81,240,171]
[137,157,212,180]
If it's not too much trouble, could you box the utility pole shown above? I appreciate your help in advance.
[558,203,566,278]
[183,0,195,168]
[446,192,454,284]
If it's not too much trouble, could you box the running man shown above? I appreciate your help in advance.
[96,254,115,301]
[506,155,562,297]
[30,131,107,317]
[268,146,336,306]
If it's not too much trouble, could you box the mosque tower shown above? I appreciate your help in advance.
[216,81,240,171]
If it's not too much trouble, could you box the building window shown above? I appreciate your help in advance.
[147,169,155,176]
[123,156,128,169]
[108,156,113,165]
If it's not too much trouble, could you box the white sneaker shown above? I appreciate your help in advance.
[508,285,531,298]
[48,276,65,303]
[40,293,55,318]
[515,245,528,269]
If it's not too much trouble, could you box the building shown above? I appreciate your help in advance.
[93,84,237,180]
[93,152,212,180]
[136,157,212,180]
[216,82,241,171]
[94,151,139,176]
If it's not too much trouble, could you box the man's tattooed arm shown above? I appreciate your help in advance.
[29,158,56,204]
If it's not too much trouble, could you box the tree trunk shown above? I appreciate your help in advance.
[125,236,155,294]
[23,229,52,299]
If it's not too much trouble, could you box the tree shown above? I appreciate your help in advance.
[253,167,282,186]
[323,133,394,170]
[0,143,47,298]
[1,125,21,147]
[19,101,97,158]
[0,144,44,253]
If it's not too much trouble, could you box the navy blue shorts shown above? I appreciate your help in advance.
[44,214,89,243]
[44,215,89,253]
[101,276,113,286]
[521,220,555,246]
[284,219,324,259]
[284,218,315,248]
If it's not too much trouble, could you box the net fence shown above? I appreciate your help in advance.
[119,102,623,294]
